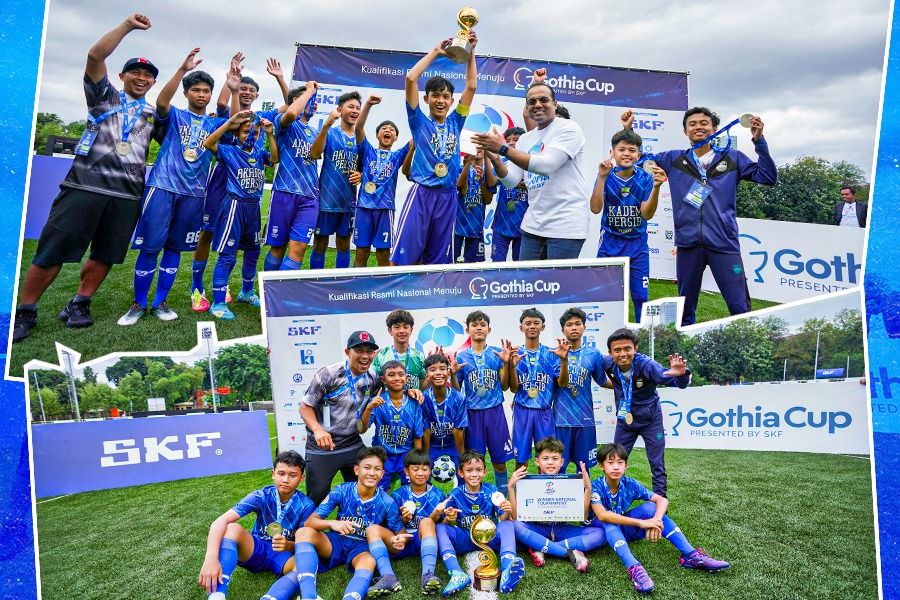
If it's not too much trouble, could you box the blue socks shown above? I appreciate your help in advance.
[263,250,283,271]
[152,248,180,307]
[212,254,237,305]
[370,539,395,577]
[604,523,640,568]
[343,568,373,600]
[241,248,260,294]
[133,250,159,307]
[662,515,694,554]
[309,250,325,269]
[494,468,509,497]
[437,524,462,571]
[295,541,319,600]
[280,256,302,271]
[513,521,568,558]
[335,250,351,268]
[562,527,608,552]
[191,259,207,293]
[421,535,438,575]
[215,538,239,594]
[261,571,299,600]
[497,520,517,571]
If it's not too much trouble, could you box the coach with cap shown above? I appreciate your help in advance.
[14,13,159,342]
[300,331,424,503]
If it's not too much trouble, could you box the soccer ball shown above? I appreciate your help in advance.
[415,317,469,355]
[433,455,457,484]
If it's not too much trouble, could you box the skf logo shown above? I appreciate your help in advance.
[100,433,222,467]
[634,120,665,131]
[288,325,322,336]
[299,349,315,365]
[585,311,605,322]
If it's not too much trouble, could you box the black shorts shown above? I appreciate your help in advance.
[32,187,141,267]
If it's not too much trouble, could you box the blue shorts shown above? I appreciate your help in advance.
[323,532,370,571]
[491,233,521,262]
[429,445,459,467]
[132,187,204,252]
[392,531,423,559]
[239,534,292,575]
[555,426,598,470]
[453,235,485,263]
[597,238,649,304]
[466,404,513,464]
[201,164,227,233]
[265,190,317,246]
[516,522,586,542]
[379,452,410,491]
[391,184,456,265]
[354,207,394,249]
[316,210,355,238]
[213,197,261,255]
[512,406,554,464]
[440,524,501,555]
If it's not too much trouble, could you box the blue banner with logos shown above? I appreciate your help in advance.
[31,412,272,498]
[293,44,688,111]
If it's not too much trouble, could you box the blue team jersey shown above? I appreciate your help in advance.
[272,115,319,197]
[555,346,607,427]
[457,346,506,410]
[232,485,316,542]
[590,476,653,515]
[512,345,561,409]
[216,140,271,201]
[422,387,469,448]
[407,104,466,189]
[318,126,359,212]
[314,482,404,540]
[147,107,218,197]
[601,353,691,411]
[391,484,447,534]
[455,165,486,239]
[357,138,412,209]
[446,482,505,529]
[492,179,529,239]
[600,168,653,245]
[362,393,424,455]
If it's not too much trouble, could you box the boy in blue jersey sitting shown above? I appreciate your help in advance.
[421,353,468,481]
[202,109,278,320]
[589,129,667,322]
[436,450,525,595]
[294,446,406,600]
[199,451,315,600]
[508,308,569,470]
[309,91,363,269]
[354,95,414,267]
[392,33,478,266]
[590,443,729,594]
[454,150,493,263]
[263,82,321,271]
[358,360,425,490]
[119,48,218,326]
[487,127,528,262]
[364,448,446,595]
[507,437,605,572]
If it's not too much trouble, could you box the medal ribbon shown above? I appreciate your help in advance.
[242,114,259,151]
[473,350,487,392]
[614,364,633,420]
[185,115,204,153]
[117,92,145,143]
[525,348,539,396]
[568,348,583,395]
[689,116,740,152]
[599,477,621,514]
[374,149,389,182]
[430,116,449,160]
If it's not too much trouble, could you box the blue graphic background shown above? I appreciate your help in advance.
[0,3,45,598]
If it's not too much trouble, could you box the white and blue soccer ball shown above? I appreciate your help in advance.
[432,455,457,484]
[415,317,468,355]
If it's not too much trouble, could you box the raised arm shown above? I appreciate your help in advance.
[260,118,278,164]
[86,13,151,84]
[157,48,203,117]
[458,31,478,108]
[406,39,452,109]
[357,95,381,144]
[280,82,318,128]
[203,110,250,154]
[217,53,244,113]
[310,109,339,159]
[590,152,614,215]
[266,57,290,104]
[640,166,667,219]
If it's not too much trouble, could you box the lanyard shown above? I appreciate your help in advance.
[524,348,539,391]
[242,114,259,151]
[689,116,740,152]
[186,115,204,151]
[428,388,448,434]
[87,93,145,141]
[391,347,410,371]
[473,349,487,390]
[599,477,622,514]
[614,364,634,415]
[374,149,390,181]
[568,348,584,393]
[429,116,449,159]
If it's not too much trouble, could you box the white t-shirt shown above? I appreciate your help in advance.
[507,118,588,239]
[840,202,860,227]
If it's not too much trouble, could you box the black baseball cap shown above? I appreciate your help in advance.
[346,331,378,350]
[122,57,159,78]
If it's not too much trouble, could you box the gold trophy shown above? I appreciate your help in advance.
[446,7,479,64]
[469,515,500,591]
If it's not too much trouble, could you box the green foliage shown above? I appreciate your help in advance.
[33,112,86,154]
[105,356,175,386]
[29,386,65,420]
[203,343,272,405]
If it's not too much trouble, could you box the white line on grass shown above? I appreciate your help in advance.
[36,494,71,504]
[839,454,870,460]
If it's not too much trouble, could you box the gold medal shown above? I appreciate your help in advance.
[434,162,448,177]
[183,148,199,162]
[528,387,538,399]
[571,388,578,397]
[625,412,634,425]
[506,200,516,211]
[115,140,132,156]
[364,181,377,194]
[265,522,283,537]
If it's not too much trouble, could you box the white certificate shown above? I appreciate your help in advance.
[515,475,585,522]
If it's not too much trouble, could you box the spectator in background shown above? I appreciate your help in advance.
[834,186,867,227]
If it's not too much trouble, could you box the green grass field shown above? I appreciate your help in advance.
[33,417,876,600]
[9,194,777,378]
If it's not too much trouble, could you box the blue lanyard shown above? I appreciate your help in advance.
[374,149,390,181]
[430,116,449,159]
[276,495,291,524]
[87,93,145,140]
[242,114,259,151]
[186,115,204,151]
[689,150,711,183]
[428,389,447,433]
[568,348,583,391]
[599,478,622,514]
[391,347,410,370]
[473,350,487,389]
[524,347,539,390]
[689,116,740,152]
[615,364,634,415]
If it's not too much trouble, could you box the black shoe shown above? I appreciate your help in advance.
[12,307,37,343]
[61,299,93,328]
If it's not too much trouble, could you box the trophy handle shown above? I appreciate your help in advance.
[472,539,500,578]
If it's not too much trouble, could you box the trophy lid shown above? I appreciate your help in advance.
[457,7,480,28]
[470,515,497,544]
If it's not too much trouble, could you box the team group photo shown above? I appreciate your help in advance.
[12,2,884,599]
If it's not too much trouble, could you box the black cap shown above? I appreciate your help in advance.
[346,330,378,350]
[122,57,159,78]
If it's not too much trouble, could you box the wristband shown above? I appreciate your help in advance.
[498,144,509,156]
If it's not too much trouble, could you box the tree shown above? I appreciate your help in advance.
[33,112,86,154]
[82,366,97,384]
[80,383,126,413]
[118,370,149,412]
[29,386,65,421]
[211,344,272,405]
[105,356,174,385]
